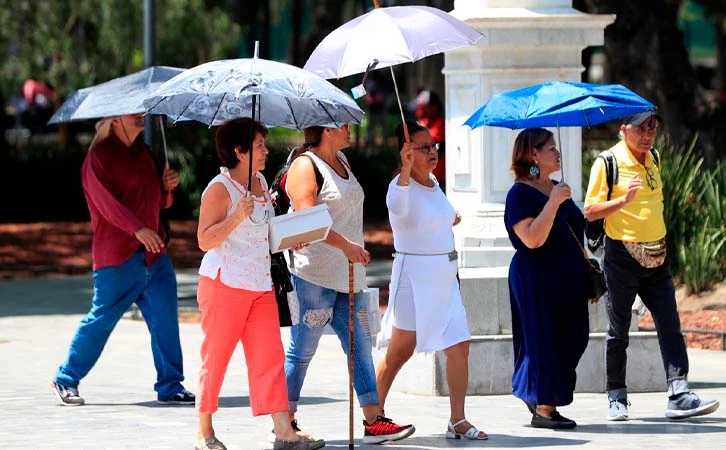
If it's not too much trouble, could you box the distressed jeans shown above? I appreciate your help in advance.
[603,237,689,398]
[284,274,379,412]
[54,251,186,401]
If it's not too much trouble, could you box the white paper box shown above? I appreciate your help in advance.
[269,204,333,253]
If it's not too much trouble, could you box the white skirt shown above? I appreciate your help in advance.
[378,253,470,353]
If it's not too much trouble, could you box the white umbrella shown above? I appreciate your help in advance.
[304,5,482,80]
[143,57,364,128]
[303,4,482,140]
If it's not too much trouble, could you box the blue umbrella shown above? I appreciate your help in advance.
[464,81,655,130]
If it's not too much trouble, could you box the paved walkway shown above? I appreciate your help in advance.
[1,271,726,449]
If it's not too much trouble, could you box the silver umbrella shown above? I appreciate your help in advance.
[48,66,185,124]
[142,57,364,128]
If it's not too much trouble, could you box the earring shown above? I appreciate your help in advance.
[529,163,540,177]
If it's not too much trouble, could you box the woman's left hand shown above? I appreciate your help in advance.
[589,297,600,304]
[400,142,414,171]
[453,211,461,226]
[163,168,180,191]
[290,242,309,251]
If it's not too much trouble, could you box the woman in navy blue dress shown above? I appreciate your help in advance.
[504,128,591,429]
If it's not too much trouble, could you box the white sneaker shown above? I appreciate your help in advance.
[607,399,629,421]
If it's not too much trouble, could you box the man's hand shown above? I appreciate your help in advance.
[621,174,642,205]
[134,227,165,253]
[163,168,180,191]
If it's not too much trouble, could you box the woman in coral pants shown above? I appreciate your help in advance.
[194,118,325,450]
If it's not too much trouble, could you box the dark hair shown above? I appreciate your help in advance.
[511,128,554,178]
[215,118,268,168]
[395,121,428,150]
[303,126,324,148]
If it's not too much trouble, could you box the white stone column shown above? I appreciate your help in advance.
[444,0,615,255]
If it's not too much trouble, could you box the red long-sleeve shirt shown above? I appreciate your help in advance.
[81,133,170,270]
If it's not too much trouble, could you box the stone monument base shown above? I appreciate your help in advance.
[372,331,664,396]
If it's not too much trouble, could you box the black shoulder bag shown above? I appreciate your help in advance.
[568,224,607,301]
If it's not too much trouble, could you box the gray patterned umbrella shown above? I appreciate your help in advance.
[142,58,364,128]
[48,66,185,124]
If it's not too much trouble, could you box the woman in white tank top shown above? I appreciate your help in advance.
[283,125,415,444]
[194,118,324,450]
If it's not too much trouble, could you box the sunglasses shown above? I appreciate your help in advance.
[413,142,440,154]
[645,165,658,190]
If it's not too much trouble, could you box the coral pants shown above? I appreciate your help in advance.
[196,274,289,415]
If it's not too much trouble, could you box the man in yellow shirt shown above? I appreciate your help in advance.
[584,111,719,421]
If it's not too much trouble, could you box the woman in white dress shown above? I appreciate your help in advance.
[375,121,487,440]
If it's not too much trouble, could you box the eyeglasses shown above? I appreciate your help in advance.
[413,142,439,154]
[645,165,658,190]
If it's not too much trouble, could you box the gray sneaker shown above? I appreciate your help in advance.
[51,381,84,406]
[607,399,629,421]
[272,438,325,450]
[194,435,227,450]
[665,392,720,419]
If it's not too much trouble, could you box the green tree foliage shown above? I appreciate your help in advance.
[0,0,242,98]
[574,0,726,159]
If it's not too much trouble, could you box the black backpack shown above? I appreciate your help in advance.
[268,149,324,327]
[269,149,324,217]
[584,148,660,252]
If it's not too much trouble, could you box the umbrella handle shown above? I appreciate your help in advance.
[348,261,355,449]
[157,116,173,206]
[556,125,565,182]
[389,66,410,143]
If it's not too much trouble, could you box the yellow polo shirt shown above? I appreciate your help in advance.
[584,140,666,242]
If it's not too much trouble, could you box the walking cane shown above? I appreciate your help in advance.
[348,260,355,449]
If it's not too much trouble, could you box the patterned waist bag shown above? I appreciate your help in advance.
[623,238,667,268]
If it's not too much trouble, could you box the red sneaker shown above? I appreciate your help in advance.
[362,415,415,444]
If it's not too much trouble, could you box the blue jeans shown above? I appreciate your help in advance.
[284,275,379,412]
[54,251,185,400]
[604,237,689,397]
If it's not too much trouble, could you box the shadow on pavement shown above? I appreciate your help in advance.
[86,395,341,409]
[0,275,94,317]
[325,434,589,448]
[576,420,726,432]
[690,381,726,389]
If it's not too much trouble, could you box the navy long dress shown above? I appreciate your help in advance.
[504,182,590,407]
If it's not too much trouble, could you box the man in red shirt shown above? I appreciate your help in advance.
[51,114,195,406]
[415,90,446,191]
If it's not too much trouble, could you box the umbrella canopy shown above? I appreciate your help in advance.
[303,5,483,79]
[48,66,185,124]
[464,81,655,130]
[143,58,364,128]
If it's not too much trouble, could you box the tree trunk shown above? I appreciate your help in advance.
[288,0,306,67]
[717,17,726,92]
[302,0,345,61]
[575,0,726,158]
